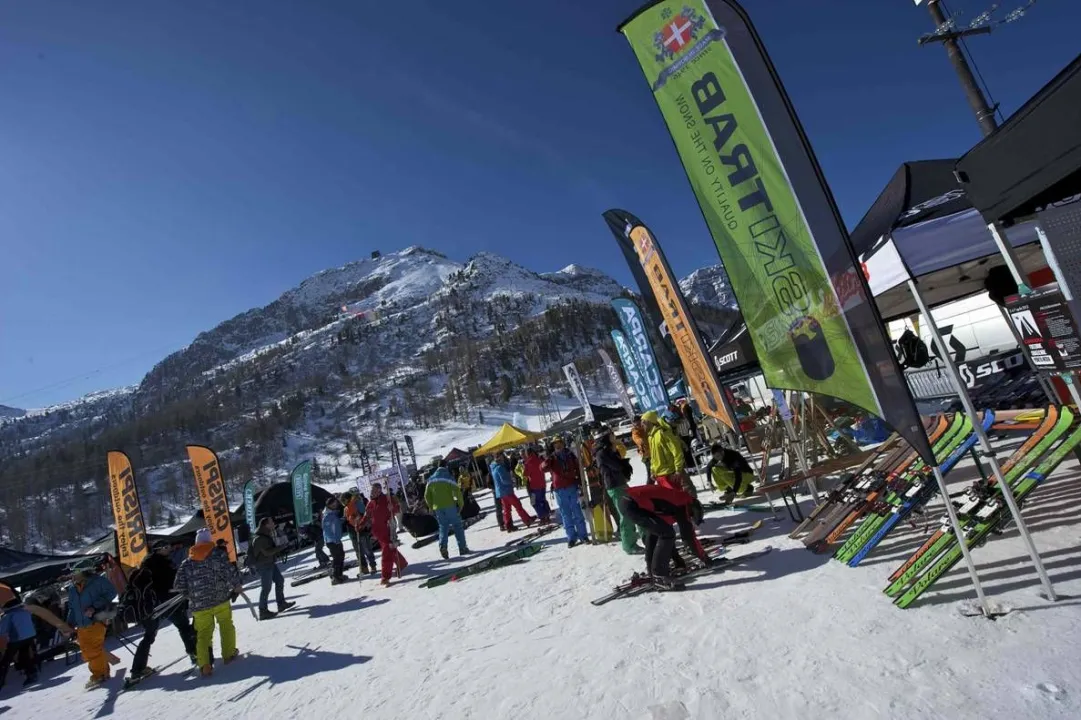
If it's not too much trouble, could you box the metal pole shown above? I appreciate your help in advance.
[986,222,1031,294]
[925,0,999,136]
[930,465,993,615]
[908,277,1057,601]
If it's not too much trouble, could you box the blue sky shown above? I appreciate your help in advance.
[1,0,1077,408]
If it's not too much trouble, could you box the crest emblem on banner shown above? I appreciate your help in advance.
[653,7,706,61]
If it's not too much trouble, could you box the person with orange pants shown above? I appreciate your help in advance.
[359,482,409,586]
[64,565,117,689]
[490,450,535,532]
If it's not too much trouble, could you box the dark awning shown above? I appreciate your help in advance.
[956,53,1081,224]
[849,160,971,258]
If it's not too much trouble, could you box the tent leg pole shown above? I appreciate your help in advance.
[909,278,1057,602]
[987,222,1031,294]
[782,407,819,504]
[930,465,993,616]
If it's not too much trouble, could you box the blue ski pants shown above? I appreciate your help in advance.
[554,487,588,543]
[434,506,468,552]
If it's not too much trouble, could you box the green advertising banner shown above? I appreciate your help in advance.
[619,0,933,462]
[290,460,313,526]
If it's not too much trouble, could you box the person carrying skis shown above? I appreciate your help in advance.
[0,587,39,691]
[625,484,710,568]
[542,439,589,547]
[705,442,755,503]
[424,462,471,559]
[121,541,199,683]
[491,450,535,532]
[172,528,243,677]
[358,483,408,587]
[63,563,117,689]
[594,429,640,555]
[522,446,551,524]
[248,518,296,620]
[343,491,375,576]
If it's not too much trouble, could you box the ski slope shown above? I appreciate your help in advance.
[6,452,1081,720]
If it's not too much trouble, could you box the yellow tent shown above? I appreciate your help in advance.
[472,423,545,457]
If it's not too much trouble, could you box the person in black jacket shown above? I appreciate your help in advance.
[594,429,640,555]
[248,518,295,620]
[705,442,755,504]
[126,541,198,679]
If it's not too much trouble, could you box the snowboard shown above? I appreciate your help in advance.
[591,546,774,606]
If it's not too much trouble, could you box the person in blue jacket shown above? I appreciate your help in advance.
[0,588,39,690]
[491,450,534,532]
[322,496,347,584]
[66,566,118,689]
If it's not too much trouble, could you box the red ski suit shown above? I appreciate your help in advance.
[362,495,408,582]
[625,485,707,561]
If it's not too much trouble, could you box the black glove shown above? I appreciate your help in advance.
[229,591,239,602]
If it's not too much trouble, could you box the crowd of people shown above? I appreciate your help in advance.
[0,403,758,695]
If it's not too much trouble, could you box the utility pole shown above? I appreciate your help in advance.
[916,0,1034,137]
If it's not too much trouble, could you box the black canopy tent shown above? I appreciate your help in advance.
[850,160,1044,321]
[545,404,626,435]
[956,53,1081,226]
[0,548,83,590]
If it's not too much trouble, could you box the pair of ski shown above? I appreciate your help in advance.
[803,413,965,552]
[420,543,543,589]
[834,411,994,566]
[887,405,1080,608]
[697,519,765,550]
[504,521,560,547]
[590,545,774,606]
[290,559,358,587]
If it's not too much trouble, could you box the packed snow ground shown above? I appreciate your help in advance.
[7,451,1080,720]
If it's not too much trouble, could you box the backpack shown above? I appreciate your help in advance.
[896,329,931,369]
[117,566,157,624]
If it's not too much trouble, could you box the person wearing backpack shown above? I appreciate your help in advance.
[122,541,199,683]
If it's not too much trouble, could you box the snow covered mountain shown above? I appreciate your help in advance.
[0,245,731,551]
[679,264,738,311]
[0,404,25,420]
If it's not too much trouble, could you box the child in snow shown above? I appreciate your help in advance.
[0,588,39,691]
[173,528,243,677]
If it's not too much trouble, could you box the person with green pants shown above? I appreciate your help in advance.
[593,428,642,554]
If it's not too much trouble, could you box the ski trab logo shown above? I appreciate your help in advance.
[789,316,834,380]
[652,6,707,61]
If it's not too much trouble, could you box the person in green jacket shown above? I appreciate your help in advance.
[424,463,471,560]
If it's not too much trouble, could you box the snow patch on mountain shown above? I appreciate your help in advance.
[680,264,738,311]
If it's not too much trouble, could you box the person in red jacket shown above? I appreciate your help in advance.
[542,438,589,547]
[522,446,551,524]
[620,484,710,585]
[359,482,409,586]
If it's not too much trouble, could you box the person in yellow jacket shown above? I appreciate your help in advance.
[641,411,700,505]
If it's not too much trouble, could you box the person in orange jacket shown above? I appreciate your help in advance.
[342,491,375,576]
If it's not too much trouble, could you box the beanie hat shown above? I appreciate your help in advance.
[195,528,212,545]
